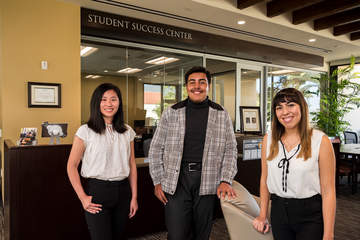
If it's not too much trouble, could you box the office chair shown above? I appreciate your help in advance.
[344,131,358,144]
[143,138,152,158]
[221,181,273,240]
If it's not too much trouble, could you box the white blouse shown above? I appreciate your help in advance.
[76,124,135,181]
[266,129,325,199]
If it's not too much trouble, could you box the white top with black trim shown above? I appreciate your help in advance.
[266,129,325,198]
[76,124,135,181]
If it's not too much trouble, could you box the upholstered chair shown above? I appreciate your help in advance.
[220,181,273,240]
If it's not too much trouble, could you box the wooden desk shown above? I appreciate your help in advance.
[3,141,164,240]
[340,144,360,194]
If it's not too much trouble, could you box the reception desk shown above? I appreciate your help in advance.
[4,135,260,240]
[3,140,165,240]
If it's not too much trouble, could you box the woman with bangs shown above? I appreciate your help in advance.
[252,88,336,240]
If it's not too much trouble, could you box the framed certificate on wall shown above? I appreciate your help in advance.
[239,106,262,134]
[28,82,61,108]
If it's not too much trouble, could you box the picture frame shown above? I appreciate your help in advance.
[239,106,262,134]
[28,82,61,108]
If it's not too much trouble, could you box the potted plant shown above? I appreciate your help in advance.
[312,57,360,140]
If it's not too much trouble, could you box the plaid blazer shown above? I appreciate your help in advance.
[149,99,238,195]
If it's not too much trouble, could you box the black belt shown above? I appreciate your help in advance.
[182,162,202,172]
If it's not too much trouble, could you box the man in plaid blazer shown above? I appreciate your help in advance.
[149,66,238,240]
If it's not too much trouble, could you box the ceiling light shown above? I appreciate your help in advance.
[309,38,316,42]
[269,70,295,75]
[146,56,179,65]
[117,68,142,73]
[85,75,102,79]
[80,46,98,57]
[237,20,246,25]
[104,70,108,73]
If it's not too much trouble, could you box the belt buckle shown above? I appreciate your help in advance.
[188,163,197,172]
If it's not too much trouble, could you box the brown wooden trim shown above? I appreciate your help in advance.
[314,7,360,31]
[334,21,360,36]
[267,0,322,18]
[350,31,360,41]
[293,0,360,25]
[237,0,264,10]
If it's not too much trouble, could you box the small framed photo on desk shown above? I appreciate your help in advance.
[239,106,262,134]
[28,82,61,108]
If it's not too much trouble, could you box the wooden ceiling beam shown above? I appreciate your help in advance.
[314,7,360,31]
[350,32,360,41]
[334,21,360,36]
[237,0,264,10]
[293,0,360,25]
[267,0,323,18]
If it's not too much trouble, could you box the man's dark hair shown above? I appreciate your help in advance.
[184,66,211,85]
[87,83,127,134]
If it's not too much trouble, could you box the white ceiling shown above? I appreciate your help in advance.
[65,0,360,70]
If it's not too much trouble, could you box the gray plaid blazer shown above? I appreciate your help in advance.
[149,99,238,195]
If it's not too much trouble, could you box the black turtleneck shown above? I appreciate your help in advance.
[182,98,209,163]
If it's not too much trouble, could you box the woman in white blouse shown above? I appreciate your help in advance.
[252,88,336,240]
[67,83,138,240]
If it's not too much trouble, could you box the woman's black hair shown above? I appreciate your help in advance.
[87,83,127,134]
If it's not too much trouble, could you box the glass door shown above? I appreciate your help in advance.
[236,64,263,132]
[206,58,237,128]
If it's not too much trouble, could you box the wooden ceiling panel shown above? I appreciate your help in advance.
[237,0,264,10]
[267,0,323,18]
[334,21,360,36]
[293,0,360,25]
[314,7,360,31]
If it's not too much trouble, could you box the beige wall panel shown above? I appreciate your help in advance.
[241,80,258,106]
[1,0,81,145]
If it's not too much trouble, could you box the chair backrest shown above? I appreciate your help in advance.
[344,131,358,144]
[143,138,152,157]
[223,181,260,218]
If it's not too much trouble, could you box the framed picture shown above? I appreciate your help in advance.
[239,106,262,134]
[28,82,61,108]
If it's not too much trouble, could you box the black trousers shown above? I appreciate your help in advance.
[84,178,131,240]
[164,164,216,240]
[270,194,324,240]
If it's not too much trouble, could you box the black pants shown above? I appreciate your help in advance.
[270,194,324,240]
[84,178,131,240]
[164,163,216,240]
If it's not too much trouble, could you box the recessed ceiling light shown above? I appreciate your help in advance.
[309,38,316,42]
[117,68,142,74]
[237,20,246,25]
[80,46,98,57]
[104,70,108,73]
[146,56,179,65]
[85,75,102,79]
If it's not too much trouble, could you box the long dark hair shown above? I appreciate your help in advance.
[87,83,127,134]
[267,88,312,161]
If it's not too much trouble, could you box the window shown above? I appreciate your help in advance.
[266,67,321,131]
